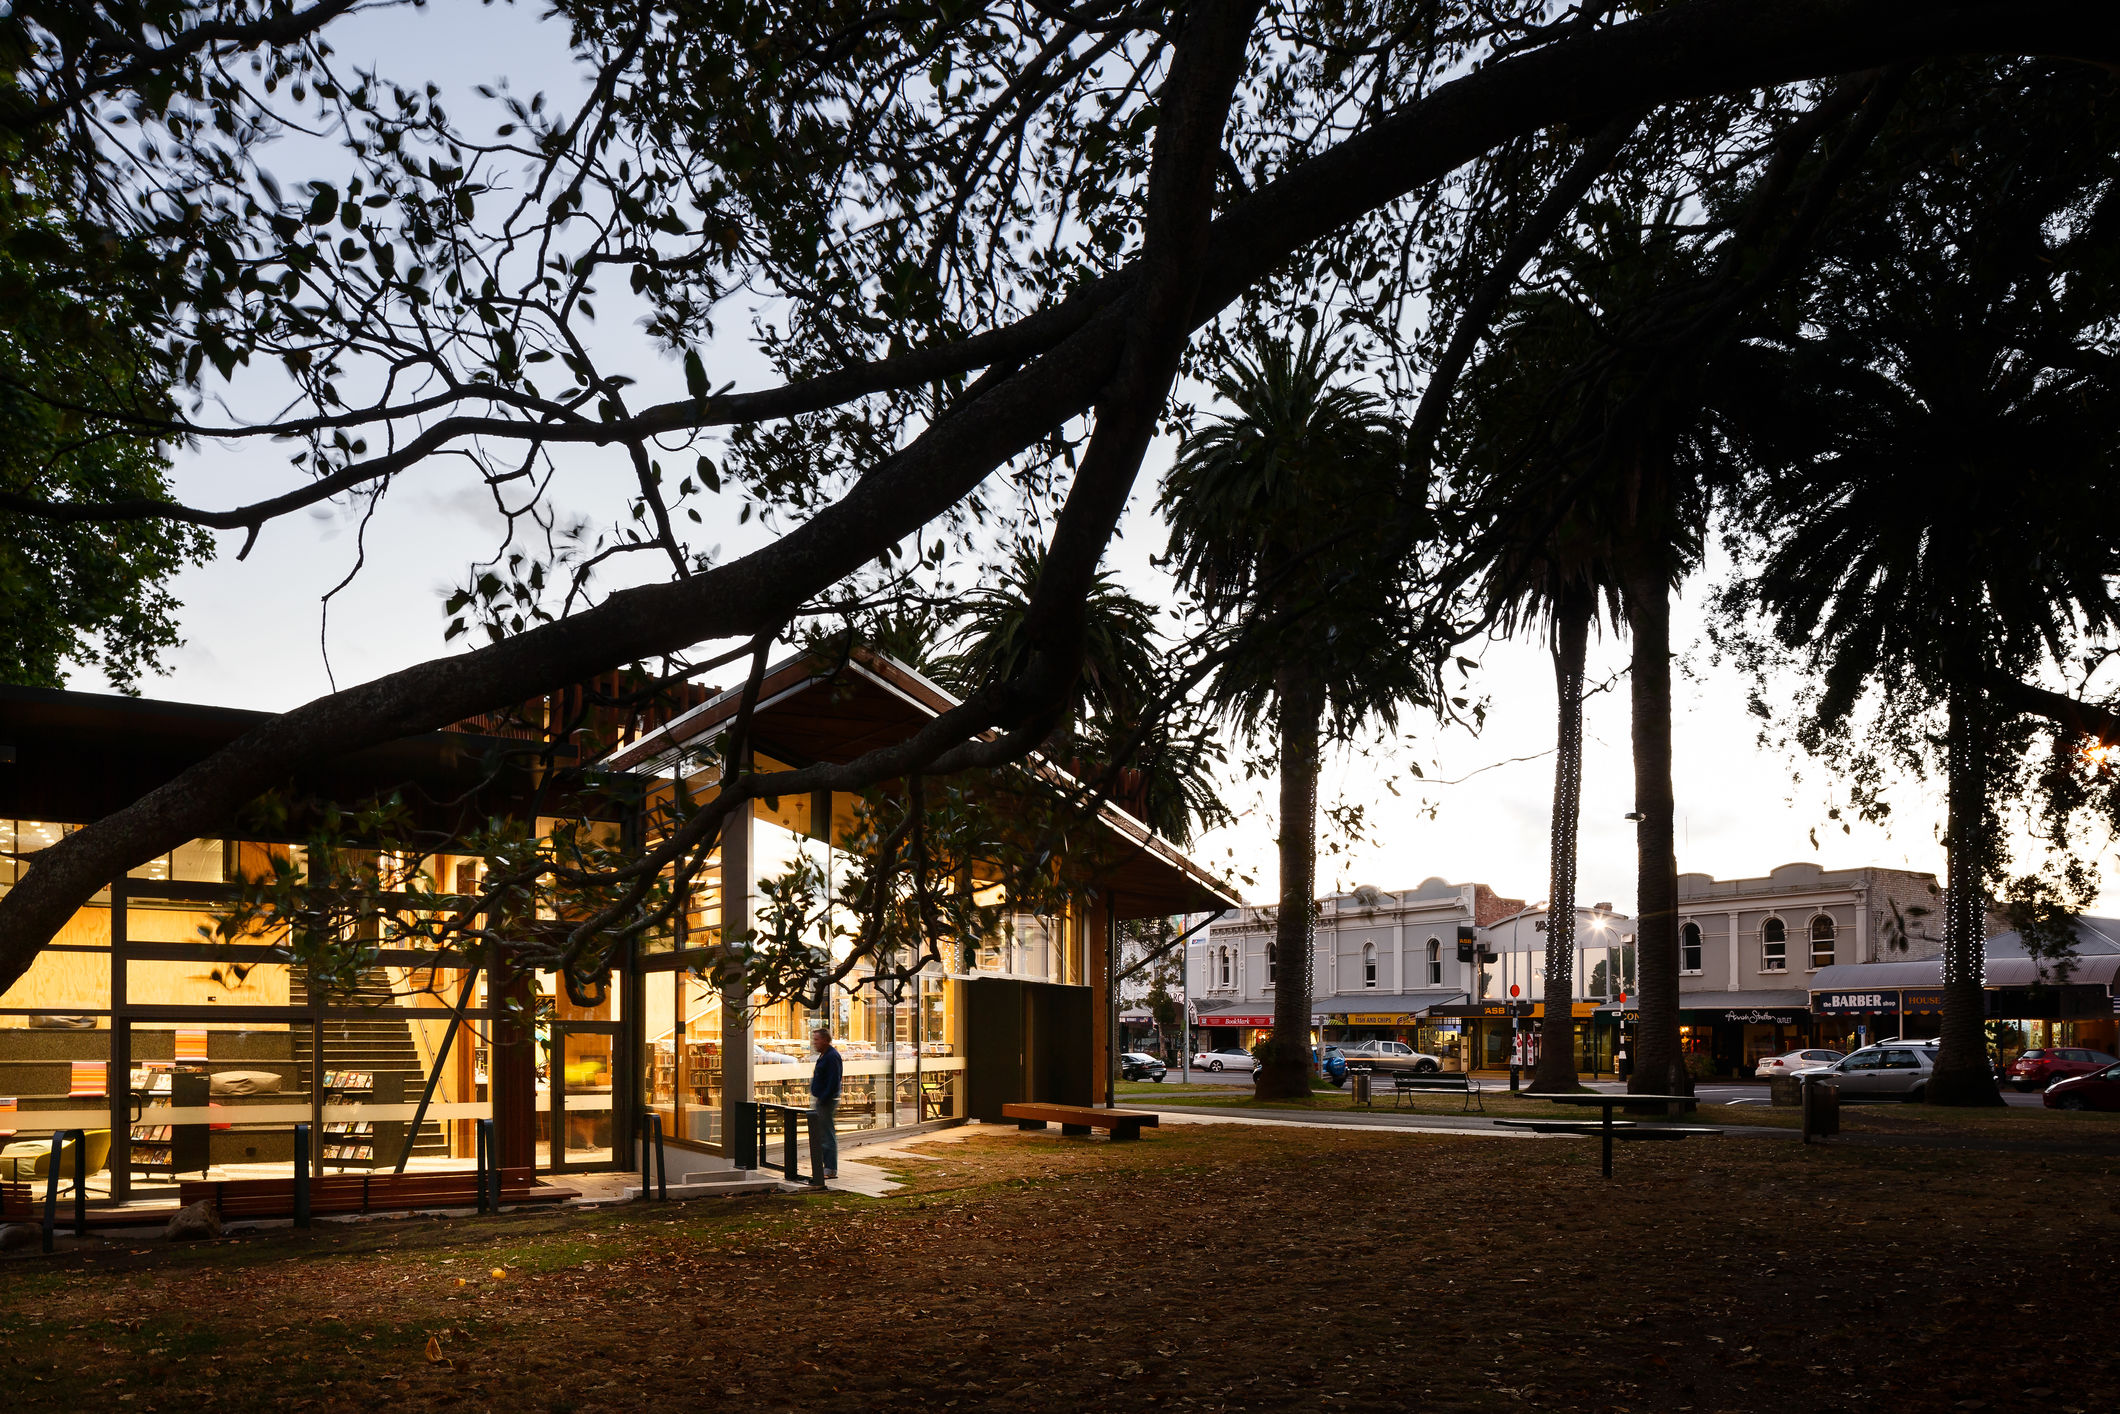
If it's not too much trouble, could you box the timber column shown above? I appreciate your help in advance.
[489,954,539,1171]
[719,786,753,1161]
[1089,892,1114,1107]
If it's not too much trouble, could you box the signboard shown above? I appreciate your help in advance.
[1431,1001,1534,1019]
[1716,1009,1806,1025]
[1901,989,1946,1015]
[1813,990,1900,1015]
[1345,1014,1407,1027]
[1200,1014,1273,1027]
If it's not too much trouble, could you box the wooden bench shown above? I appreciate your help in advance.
[1386,1073,1483,1113]
[178,1166,573,1221]
[1000,1103,1159,1141]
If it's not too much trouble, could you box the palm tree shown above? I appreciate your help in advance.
[937,540,1230,846]
[1462,280,1636,1093]
[1456,201,1712,1098]
[1719,62,2120,1104]
[1159,331,1416,1101]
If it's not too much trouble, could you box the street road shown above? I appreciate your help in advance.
[1142,1071,2049,1105]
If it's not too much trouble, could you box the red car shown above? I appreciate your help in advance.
[2044,1061,2120,1111]
[2006,1047,2120,1092]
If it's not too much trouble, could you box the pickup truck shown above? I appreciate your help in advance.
[1338,1039,1443,1074]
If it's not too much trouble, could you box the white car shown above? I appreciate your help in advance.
[1755,1048,1844,1079]
[1191,1046,1257,1073]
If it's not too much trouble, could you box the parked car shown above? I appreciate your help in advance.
[2044,1060,2120,1111]
[2004,1047,2120,1092]
[1192,1046,1257,1073]
[1120,1052,1167,1082]
[1314,1046,1349,1086]
[1755,1048,1845,1079]
[1795,1043,1937,1101]
[1338,1039,1442,1074]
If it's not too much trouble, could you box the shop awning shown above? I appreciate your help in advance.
[1675,990,1811,1023]
[1321,993,1468,1025]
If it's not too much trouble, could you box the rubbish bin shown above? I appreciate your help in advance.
[1350,1072,1372,1107]
[1801,1075,1839,1142]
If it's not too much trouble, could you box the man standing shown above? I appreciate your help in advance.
[808,1026,842,1184]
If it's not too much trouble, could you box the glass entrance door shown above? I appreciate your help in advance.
[551,1025,623,1171]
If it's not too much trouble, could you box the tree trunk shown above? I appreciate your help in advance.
[1257,666,1324,1101]
[1533,587,1595,1093]
[1929,681,2004,1106]
[1625,561,1690,1098]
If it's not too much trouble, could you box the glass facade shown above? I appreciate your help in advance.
[0,831,501,1204]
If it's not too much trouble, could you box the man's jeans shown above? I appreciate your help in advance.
[808,1102,838,1179]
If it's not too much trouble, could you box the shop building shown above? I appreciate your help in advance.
[1670,863,1944,1075]
[1463,903,1638,1075]
[0,652,1229,1214]
[1809,919,2120,1058]
[1187,879,1524,1070]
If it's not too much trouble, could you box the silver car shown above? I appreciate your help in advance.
[1338,1039,1442,1074]
[1797,1043,1936,1101]
[1755,1048,1844,1079]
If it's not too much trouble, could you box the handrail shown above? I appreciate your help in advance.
[744,1101,819,1186]
[40,1129,87,1253]
[293,1122,312,1228]
[473,1119,499,1213]
[638,1113,668,1199]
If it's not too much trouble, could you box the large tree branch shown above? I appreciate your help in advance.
[11,1,2109,539]
[1998,680,2120,745]
[2,0,2116,992]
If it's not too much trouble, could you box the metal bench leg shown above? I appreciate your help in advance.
[1016,1119,1048,1131]
[1110,1123,1143,1141]
[1060,1124,1091,1136]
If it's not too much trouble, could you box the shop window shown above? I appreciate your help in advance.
[1362,941,1378,988]
[1265,941,1276,987]
[1761,917,1787,972]
[1809,914,1836,969]
[1680,921,1702,974]
[1426,938,1442,986]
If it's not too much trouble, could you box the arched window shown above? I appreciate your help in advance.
[1265,941,1277,987]
[1680,921,1703,974]
[1217,946,1232,989]
[1362,940,1379,988]
[1809,914,1836,969]
[1426,938,1442,986]
[1761,917,1788,972]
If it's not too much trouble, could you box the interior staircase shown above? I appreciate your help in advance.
[291,972,452,1163]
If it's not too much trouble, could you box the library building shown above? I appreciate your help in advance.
[0,650,1228,1222]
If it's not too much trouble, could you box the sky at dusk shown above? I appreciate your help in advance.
[72,1,2110,917]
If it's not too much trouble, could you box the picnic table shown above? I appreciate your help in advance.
[1512,1091,1717,1177]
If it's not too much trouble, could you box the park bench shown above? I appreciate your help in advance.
[178,1166,571,1221]
[1000,1103,1159,1141]
[1386,1073,1483,1113]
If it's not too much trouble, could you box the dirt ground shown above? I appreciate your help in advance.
[2,1121,2115,1412]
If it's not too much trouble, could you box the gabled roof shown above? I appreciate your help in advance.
[604,648,1238,921]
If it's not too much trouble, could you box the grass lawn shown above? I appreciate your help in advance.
[3,1121,2116,1412]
